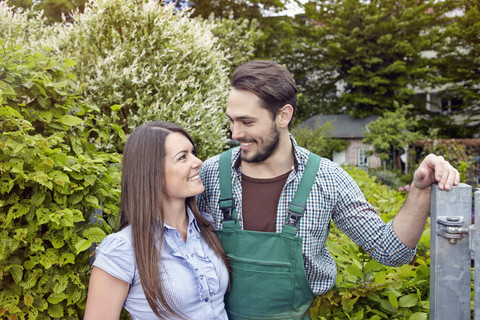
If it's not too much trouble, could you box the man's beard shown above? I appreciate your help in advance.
[241,124,280,163]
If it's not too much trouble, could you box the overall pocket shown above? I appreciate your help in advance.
[225,255,295,320]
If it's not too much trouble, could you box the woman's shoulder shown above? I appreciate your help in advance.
[98,226,133,252]
[93,226,136,283]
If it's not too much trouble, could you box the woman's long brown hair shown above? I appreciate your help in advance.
[118,121,229,319]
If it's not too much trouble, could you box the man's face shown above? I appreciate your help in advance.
[226,89,280,163]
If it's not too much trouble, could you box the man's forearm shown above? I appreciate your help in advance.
[392,184,431,249]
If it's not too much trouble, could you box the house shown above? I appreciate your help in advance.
[298,114,381,169]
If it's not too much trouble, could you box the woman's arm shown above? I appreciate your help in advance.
[84,266,130,320]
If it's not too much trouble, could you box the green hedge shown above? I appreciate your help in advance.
[0,42,121,319]
[310,167,430,320]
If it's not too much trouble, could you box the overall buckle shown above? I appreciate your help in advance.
[220,198,235,222]
[285,211,303,227]
[285,202,305,228]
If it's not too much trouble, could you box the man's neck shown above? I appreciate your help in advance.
[241,133,294,179]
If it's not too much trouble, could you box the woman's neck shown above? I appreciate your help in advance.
[162,201,189,242]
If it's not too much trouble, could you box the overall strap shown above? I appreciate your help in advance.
[283,152,321,235]
[218,149,238,228]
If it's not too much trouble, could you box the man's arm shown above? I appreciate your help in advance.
[393,154,460,248]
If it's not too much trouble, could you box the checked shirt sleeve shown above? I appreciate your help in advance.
[331,166,416,266]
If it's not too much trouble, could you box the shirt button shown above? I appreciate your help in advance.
[200,275,204,280]
[204,298,209,302]
[191,253,194,257]
[189,229,192,233]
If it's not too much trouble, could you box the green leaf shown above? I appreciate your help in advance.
[47,300,64,318]
[364,259,384,273]
[399,294,418,308]
[38,110,53,123]
[36,208,52,225]
[388,291,398,309]
[24,294,35,306]
[53,275,68,294]
[83,227,107,243]
[64,59,76,67]
[28,171,53,189]
[75,238,93,254]
[409,312,428,320]
[58,115,83,127]
[0,80,15,95]
[59,253,75,265]
[31,193,46,207]
[6,264,23,283]
[7,203,30,224]
[346,264,364,278]
[49,170,70,187]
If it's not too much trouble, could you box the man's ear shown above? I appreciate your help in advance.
[277,104,294,129]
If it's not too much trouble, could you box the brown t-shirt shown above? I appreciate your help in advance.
[241,171,291,232]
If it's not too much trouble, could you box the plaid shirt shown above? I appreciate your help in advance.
[197,135,416,295]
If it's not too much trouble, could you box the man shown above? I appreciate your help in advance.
[197,60,459,319]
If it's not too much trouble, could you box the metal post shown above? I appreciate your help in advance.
[430,183,472,320]
[475,188,480,320]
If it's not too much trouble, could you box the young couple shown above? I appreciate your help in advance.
[84,60,459,320]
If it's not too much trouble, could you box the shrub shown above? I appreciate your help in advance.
[46,0,231,158]
[310,166,430,320]
[292,121,347,159]
[0,42,121,319]
[0,2,50,50]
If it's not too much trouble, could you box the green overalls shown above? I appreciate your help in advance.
[215,149,320,320]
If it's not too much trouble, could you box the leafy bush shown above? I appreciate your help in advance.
[310,167,431,320]
[370,169,402,189]
[45,0,230,158]
[0,42,121,319]
[0,2,49,50]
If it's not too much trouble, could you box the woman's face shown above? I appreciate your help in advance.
[163,132,204,202]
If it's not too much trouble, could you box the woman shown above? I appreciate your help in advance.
[84,121,229,320]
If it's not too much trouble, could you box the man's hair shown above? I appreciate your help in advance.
[231,60,297,126]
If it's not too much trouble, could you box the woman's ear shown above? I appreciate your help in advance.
[277,104,294,129]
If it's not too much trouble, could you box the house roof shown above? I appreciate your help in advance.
[297,114,378,139]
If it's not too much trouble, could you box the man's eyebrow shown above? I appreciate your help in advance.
[226,114,256,121]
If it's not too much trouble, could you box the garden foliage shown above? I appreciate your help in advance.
[292,121,347,159]
[310,167,431,320]
[0,41,121,319]
[48,0,231,157]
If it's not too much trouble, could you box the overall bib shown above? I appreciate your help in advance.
[215,149,320,320]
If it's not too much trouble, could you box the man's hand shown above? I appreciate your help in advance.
[413,154,460,191]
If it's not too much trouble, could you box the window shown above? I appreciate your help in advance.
[357,148,369,167]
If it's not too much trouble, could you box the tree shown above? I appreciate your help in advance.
[301,0,449,118]
[433,0,480,137]
[362,103,420,171]
[7,0,86,24]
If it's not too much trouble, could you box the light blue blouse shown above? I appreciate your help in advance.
[92,208,229,320]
